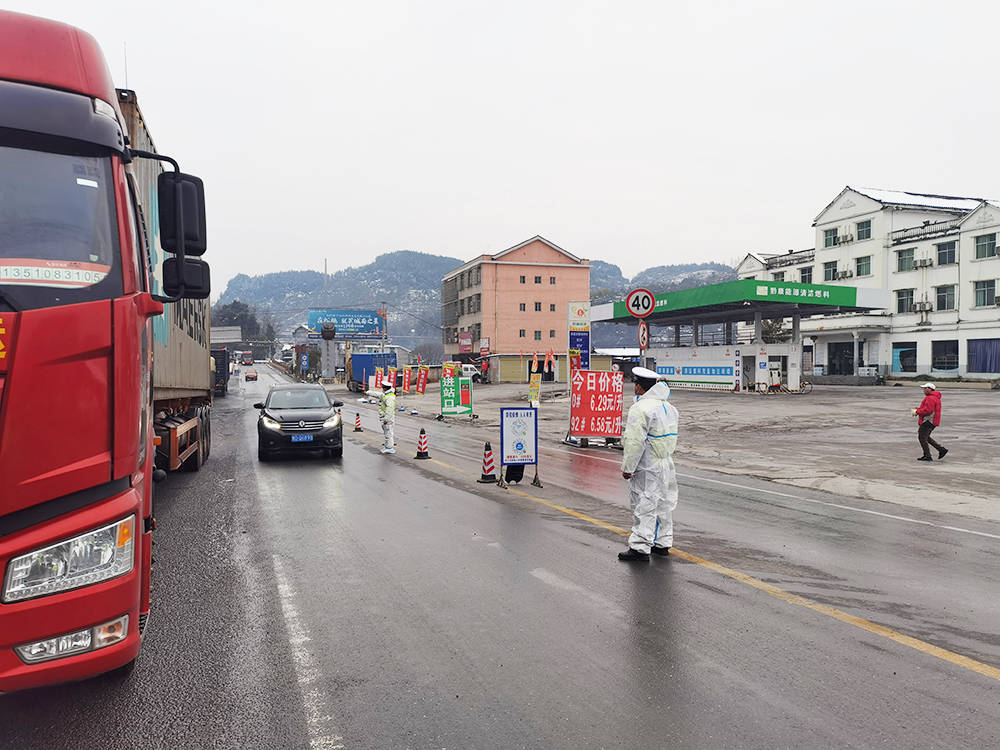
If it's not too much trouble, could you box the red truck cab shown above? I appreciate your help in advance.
[0,11,208,691]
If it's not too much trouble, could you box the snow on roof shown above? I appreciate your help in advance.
[852,187,984,212]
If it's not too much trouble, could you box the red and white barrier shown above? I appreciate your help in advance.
[478,441,497,483]
[354,413,362,432]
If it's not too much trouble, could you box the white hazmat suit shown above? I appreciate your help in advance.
[366,384,397,453]
[621,381,679,553]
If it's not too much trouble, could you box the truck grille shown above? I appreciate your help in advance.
[282,420,326,431]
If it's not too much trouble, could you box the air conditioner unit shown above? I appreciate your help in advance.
[844,270,854,278]
[908,304,919,313]
[918,301,933,311]
[921,258,933,267]
[995,296,1000,306]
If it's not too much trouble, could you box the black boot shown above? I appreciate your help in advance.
[938,447,948,459]
[651,545,671,556]
[617,548,650,562]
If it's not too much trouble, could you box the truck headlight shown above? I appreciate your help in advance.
[3,517,135,603]
[261,416,282,431]
[323,414,342,428]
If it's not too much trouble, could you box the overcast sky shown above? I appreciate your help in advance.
[14,1,1000,297]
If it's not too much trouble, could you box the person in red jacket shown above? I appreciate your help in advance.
[913,382,947,461]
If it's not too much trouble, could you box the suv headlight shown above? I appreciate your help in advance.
[3,517,135,603]
[323,413,342,428]
[261,416,282,431]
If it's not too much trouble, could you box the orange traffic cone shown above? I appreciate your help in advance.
[414,428,430,459]
[478,442,497,483]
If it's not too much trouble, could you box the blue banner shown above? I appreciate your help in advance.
[306,309,384,340]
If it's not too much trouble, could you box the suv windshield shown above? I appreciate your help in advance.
[0,143,122,309]
[267,389,332,409]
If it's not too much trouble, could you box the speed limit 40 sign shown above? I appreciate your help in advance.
[626,288,655,318]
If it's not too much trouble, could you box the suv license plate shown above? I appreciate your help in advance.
[291,434,314,442]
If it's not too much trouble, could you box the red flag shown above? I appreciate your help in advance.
[532,352,539,372]
[544,349,553,372]
[417,353,422,364]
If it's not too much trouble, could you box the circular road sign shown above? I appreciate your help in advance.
[637,320,649,350]
[625,288,655,318]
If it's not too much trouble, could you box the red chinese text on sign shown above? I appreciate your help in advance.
[569,370,624,438]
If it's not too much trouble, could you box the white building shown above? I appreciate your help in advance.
[738,186,1000,380]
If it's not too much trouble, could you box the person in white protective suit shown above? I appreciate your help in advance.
[618,366,679,562]
[366,380,397,453]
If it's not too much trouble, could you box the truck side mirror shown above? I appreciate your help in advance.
[158,172,207,255]
[163,257,211,299]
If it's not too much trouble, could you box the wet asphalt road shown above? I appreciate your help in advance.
[1,364,998,749]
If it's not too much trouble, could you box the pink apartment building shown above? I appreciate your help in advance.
[441,236,591,378]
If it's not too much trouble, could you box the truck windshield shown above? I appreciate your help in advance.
[0,143,122,310]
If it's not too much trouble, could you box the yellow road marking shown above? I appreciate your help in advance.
[424,454,1000,683]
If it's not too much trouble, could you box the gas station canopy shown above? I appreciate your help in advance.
[591,279,890,325]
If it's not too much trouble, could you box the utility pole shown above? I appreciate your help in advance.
[380,300,387,353]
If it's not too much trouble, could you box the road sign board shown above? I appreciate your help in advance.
[625,288,655,318]
[500,407,538,465]
[637,320,649,350]
[300,353,309,370]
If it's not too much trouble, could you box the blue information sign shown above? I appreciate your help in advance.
[569,331,590,369]
[301,353,309,370]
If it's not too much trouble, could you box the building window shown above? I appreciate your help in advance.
[823,261,837,281]
[896,288,914,313]
[534,330,542,341]
[534,302,542,312]
[974,279,996,307]
[932,340,959,370]
[800,267,813,284]
[519,303,526,311]
[549,329,556,338]
[549,303,556,312]
[520,275,526,284]
[896,248,914,272]
[534,276,542,284]
[968,338,1000,373]
[936,285,955,311]
[519,329,526,338]
[459,299,465,315]
[823,228,838,247]
[892,341,917,372]
[936,241,956,265]
[549,276,556,284]
[856,220,872,240]
[975,233,997,259]
[855,256,872,276]
[772,272,785,281]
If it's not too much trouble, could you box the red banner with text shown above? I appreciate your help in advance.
[569,370,624,438]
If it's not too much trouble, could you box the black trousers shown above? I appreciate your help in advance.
[918,422,944,458]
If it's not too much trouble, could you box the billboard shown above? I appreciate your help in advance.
[441,363,473,415]
[652,345,740,390]
[306,309,384,340]
[569,370,624,438]
[568,302,590,369]
[458,331,473,353]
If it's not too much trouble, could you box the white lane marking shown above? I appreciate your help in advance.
[529,568,627,618]
[272,555,346,750]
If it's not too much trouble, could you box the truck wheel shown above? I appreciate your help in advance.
[203,413,212,461]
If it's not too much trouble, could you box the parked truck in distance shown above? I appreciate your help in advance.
[346,351,397,392]
[0,11,210,691]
